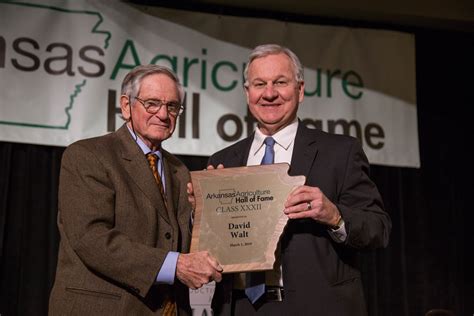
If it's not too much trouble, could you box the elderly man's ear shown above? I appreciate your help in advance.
[120,95,131,121]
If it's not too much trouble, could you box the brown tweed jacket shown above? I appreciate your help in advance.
[49,124,192,315]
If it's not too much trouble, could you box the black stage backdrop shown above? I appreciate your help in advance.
[0,24,473,316]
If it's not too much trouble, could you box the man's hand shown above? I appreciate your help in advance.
[176,251,223,289]
[206,164,224,170]
[186,182,196,210]
[284,185,341,227]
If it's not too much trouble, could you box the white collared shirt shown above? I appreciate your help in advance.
[246,119,298,167]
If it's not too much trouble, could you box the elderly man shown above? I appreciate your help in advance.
[207,44,391,315]
[49,65,222,315]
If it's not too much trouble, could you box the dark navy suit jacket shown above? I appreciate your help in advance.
[209,123,391,316]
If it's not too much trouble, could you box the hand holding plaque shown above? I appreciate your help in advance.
[190,163,305,273]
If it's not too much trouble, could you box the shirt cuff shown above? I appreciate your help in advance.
[327,221,347,243]
[156,251,179,284]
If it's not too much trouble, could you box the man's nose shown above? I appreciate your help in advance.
[262,83,278,100]
[155,105,169,120]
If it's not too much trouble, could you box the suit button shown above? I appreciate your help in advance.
[165,232,171,239]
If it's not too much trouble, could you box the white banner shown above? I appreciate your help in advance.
[0,0,419,167]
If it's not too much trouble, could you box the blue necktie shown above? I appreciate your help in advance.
[260,137,276,165]
[245,136,275,304]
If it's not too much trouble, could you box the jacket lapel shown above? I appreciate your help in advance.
[163,150,192,251]
[162,152,180,231]
[117,125,171,224]
[289,123,319,179]
[228,134,254,167]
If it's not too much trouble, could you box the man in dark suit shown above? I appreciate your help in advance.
[49,65,222,315]
[207,44,391,315]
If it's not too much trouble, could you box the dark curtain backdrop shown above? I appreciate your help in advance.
[1,17,473,316]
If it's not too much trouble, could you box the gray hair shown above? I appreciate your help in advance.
[243,44,304,87]
[121,64,185,103]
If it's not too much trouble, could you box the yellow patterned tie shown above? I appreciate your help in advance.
[145,153,176,315]
[146,153,168,208]
[161,296,176,316]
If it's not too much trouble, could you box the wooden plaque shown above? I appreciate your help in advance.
[190,163,305,273]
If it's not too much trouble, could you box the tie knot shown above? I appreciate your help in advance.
[264,137,275,147]
[146,153,158,169]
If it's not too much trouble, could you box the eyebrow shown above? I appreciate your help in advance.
[251,75,290,83]
[140,97,180,102]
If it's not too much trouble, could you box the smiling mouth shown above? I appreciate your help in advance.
[260,103,280,107]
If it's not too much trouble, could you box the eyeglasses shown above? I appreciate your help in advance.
[134,97,184,116]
